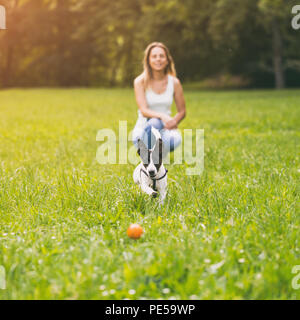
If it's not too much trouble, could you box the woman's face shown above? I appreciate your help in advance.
[149,46,168,72]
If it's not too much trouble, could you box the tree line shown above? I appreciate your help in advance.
[0,0,299,89]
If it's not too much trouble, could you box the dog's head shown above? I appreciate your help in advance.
[137,135,163,178]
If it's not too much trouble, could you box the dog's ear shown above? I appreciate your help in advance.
[151,127,161,141]
[152,138,163,165]
[137,139,149,164]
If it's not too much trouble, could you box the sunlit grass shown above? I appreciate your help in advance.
[0,88,299,299]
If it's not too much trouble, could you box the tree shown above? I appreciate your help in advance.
[0,0,299,88]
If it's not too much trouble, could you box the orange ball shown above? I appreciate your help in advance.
[127,224,143,239]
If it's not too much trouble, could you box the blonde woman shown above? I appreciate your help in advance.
[132,42,186,156]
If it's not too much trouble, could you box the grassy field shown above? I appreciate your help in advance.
[0,88,299,300]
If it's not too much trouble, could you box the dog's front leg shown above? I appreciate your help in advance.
[140,182,158,198]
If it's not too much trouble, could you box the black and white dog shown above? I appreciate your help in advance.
[133,128,168,205]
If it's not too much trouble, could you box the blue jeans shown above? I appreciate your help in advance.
[132,118,182,152]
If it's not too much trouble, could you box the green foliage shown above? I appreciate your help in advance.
[0,0,300,88]
[0,88,299,299]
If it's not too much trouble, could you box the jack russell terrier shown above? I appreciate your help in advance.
[133,127,168,205]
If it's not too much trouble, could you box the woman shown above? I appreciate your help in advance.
[132,42,186,157]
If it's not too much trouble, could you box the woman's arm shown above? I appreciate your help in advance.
[164,77,186,130]
[173,77,186,124]
[134,75,169,120]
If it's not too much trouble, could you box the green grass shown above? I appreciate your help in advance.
[0,88,299,300]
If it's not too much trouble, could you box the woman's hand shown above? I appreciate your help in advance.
[160,114,178,129]
[164,118,178,130]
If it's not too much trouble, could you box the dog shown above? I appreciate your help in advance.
[133,127,168,205]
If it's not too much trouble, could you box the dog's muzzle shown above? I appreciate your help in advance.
[149,170,156,178]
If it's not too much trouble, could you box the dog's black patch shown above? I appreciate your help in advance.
[144,152,150,168]
[152,138,163,171]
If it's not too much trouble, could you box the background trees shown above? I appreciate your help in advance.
[0,0,299,88]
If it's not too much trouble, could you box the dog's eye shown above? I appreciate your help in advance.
[148,153,150,163]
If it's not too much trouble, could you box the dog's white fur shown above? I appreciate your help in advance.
[133,127,167,205]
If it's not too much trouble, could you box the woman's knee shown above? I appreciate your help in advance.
[163,130,182,152]
[145,118,164,131]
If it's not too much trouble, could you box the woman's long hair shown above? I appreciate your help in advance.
[143,42,176,89]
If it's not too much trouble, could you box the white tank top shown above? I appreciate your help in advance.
[137,75,174,122]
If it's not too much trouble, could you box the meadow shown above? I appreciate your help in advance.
[0,88,299,299]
